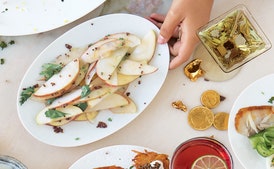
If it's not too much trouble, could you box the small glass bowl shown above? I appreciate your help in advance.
[197,4,271,73]
[170,137,233,169]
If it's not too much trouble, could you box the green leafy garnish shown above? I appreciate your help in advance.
[46,98,56,105]
[268,97,274,104]
[81,85,91,98]
[40,63,63,80]
[75,102,88,111]
[0,41,7,49]
[249,127,274,157]
[19,86,35,105]
[0,58,4,65]
[0,40,15,50]
[45,109,67,119]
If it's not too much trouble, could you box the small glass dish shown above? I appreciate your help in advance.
[197,4,271,73]
[170,137,233,169]
[0,155,27,169]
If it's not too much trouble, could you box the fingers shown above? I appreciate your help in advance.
[169,33,198,70]
[148,13,166,23]
[158,0,185,44]
[146,17,163,29]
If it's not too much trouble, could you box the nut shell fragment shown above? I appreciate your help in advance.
[172,100,187,112]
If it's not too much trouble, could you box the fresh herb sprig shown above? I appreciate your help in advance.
[40,63,63,80]
[45,109,67,119]
[81,85,91,98]
[19,86,35,105]
[268,96,274,104]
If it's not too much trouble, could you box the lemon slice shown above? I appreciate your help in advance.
[188,106,214,130]
[191,155,228,169]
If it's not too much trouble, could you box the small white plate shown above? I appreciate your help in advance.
[16,13,169,147]
[0,0,105,36]
[228,73,274,169]
[69,145,164,169]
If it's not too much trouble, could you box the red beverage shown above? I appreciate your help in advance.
[171,137,233,169]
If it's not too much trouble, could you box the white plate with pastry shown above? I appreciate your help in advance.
[69,145,169,169]
[228,73,274,169]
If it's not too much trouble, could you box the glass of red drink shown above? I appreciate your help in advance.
[170,137,233,169]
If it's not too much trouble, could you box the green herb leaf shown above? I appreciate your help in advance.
[40,63,63,80]
[0,41,7,50]
[0,58,4,65]
[81,85,91,98]
[8,40,15,45]
[19,86,35,105]
[46,98,56,105]
[268,97,274,104]
[75,102,88,111]
[45,109,67,119]
[249,127,274,157]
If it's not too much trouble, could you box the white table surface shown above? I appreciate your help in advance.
[0,0,273,168]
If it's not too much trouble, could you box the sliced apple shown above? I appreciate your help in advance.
[117,59,158,75]
[129,30,156,63]
[117,73,139,86]
[104,69,139,86]
[87,93,129,112]
[110,96,137,114]
[36,105,83,125]
[86,76,105,87]
[94,39,128,60]
[84,62,97,85]
[104,69,118,86]
[33,58,80,99]
[76,84,120,103]
[96,47,129,81]
[80,38,116,63]
[74,111,98,121]
[48,88,83,109]
[48,116,76,126]
[115,85,129,95]
[69,60,89,90]
[55,47,87,65]
[105,32,141,48]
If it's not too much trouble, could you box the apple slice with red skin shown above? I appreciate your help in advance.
[76,84,121,103]
[36,105,83,125]
[33,58,80,100]
[104,32,141,48]
[117,59,158,76]
[96,47,129,81]
[80,32,140,63]
[80,38,116,63]
[129,30,156,63]
[84,61,97,85]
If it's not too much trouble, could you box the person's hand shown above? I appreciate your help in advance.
[147,0,214,69]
